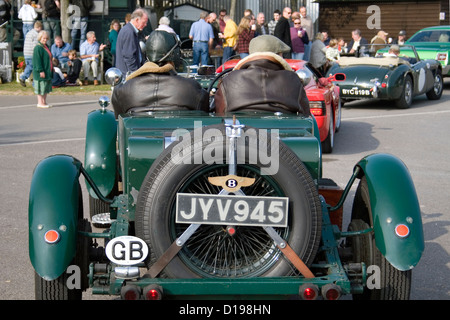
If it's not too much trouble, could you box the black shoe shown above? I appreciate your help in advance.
[19,78,26,87]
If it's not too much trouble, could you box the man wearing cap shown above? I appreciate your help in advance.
[112,30,209,117]
[214,35,310,115]
[370,30,389,54]
[393,30,407,45]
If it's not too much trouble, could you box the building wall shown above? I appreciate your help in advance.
[318,1,442,43]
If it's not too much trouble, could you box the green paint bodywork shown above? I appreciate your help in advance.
[328,45,442,104]
[405,25,450,76]
[355,153,424,271]
[28,155,82,281]
[92,198,360,297]
[330,63,411,100]
[29,99,425,297]
[84,108,117,198]
[116,111,322,210]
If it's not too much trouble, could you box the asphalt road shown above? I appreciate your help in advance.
[0,80,449,300]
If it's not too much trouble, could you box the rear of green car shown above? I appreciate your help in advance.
[406,26,450,76]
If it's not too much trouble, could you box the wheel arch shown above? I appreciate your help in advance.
[84,109,118,199]
[29,155,83,281]
[353,153,424,271]
[387,66,414,101]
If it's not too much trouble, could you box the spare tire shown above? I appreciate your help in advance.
[135,124,322,279]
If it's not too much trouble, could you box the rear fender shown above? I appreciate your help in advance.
[386,66,413,100]
[28,155,83,280]
[355,153,424,271]
[84,108,117,198]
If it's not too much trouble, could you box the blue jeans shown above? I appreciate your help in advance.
[222,46,235,64]
[193,42,209,65]
[303,42,312,61]
[70,16,88,50]
[43,17,61,45]
[292,52,304,60]
[22,23,33,38]
[20,57,33,81]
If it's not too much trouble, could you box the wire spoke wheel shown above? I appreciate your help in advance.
[136,125,322,279]
[172,165,287,278]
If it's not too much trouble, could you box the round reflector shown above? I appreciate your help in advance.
[395,224,410,238]
[44,230,60,244]
[121,285,141,300]
[321,283,341,300]
[227,226,236,236]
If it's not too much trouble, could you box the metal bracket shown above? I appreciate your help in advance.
[224,116,245,176]
[145,224,201,278]
[264,226,315,279]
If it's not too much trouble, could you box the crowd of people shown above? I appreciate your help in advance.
[6,1,146,108]
[186,6,409,76]
[18,18,107,90]
[1,1,411,108]
[186,7,315,66]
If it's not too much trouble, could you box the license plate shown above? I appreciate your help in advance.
[341,87,372,97]
[176,193,289,227]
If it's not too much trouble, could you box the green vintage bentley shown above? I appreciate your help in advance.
[328,44,443,108]
[28,65,424,300]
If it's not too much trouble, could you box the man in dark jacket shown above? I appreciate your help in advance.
[348,29,369,57]
[111,30,209,117]
[214,35,310,116]
[273,7,292,58]
[115,8,148,76]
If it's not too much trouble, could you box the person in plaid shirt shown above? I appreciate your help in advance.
[236,15,255,58]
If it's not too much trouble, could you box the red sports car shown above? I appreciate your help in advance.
[216,59,343,153]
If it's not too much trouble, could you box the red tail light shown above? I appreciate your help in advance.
[299,284,319,300]
[143,285,163,300]
[309,101,325,116]
[311,109,324,116]
[436,53,448,62]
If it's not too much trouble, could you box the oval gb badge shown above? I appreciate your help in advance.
[105,236,149,265]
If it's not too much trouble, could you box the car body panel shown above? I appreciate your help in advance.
[405,25,450,76]
[117,111,322,210]
[328,47,442,106]
[356,153,424,271]
[84,108,118,199]
[28,155,82,280]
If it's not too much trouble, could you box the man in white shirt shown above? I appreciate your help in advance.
[18,0,37,37]
[80,31,106,85]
